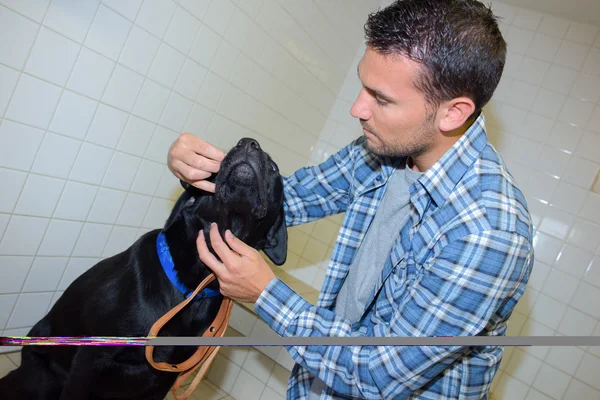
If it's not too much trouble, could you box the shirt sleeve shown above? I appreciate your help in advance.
[254,230,533,399]
[281,138,359,227]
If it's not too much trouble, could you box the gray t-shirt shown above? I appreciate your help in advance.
[308,160,422,399]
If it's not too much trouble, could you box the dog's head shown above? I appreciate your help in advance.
[165,138,287,266]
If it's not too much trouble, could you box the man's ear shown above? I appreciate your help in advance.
[262,208,287,266]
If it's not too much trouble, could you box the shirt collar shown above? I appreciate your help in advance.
[413,112,489,209]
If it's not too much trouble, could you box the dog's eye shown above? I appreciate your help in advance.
[270,162,277,172]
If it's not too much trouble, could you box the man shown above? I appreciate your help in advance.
[167,0,534,398]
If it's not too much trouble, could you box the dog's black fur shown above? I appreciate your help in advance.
[0,138,287,400]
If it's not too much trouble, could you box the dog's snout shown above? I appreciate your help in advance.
[237,138,261,152]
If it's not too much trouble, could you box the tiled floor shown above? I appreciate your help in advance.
[0,342,289,400]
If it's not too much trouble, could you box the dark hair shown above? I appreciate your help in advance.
[365,0,506,116]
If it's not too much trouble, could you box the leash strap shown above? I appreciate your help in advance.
[145,273,233,400]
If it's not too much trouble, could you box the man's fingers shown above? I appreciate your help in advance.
[190,180,216,193]
[171,159,212,182]
[209,223,238,266]
[183,134,226,163]
[196,232,226,276]
[224,230,255,258]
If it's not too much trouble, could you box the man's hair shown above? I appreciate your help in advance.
[365,0,506,116]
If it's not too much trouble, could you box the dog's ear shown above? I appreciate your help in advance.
[262,207,287,265]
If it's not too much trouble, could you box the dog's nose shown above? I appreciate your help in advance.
[238,138,261,152]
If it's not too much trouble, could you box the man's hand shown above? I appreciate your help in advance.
[197,223,276,303]
[167,133,225,193]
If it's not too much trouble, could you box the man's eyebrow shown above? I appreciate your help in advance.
[356,64,395,103]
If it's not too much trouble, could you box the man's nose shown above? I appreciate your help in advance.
[350,89,371,120]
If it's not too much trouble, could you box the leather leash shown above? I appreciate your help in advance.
[145,273,233,400]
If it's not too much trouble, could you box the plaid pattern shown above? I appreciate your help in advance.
[254,114,534,399]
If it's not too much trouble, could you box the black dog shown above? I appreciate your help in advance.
[0,138,287,400]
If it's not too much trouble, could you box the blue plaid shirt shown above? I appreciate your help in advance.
[254,114,534,399]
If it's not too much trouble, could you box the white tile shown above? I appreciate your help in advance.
[535,146,570,179]
[229,303,258,336]
[43,0,98,44]
[541,64,578,95]
[520,112,554,144]
[0,169,26,214]
[241,21,268,63]
[576,353,600,391]
[174,59,207,100]
[196,72,227,111]
[554,41,591,71]
[206,353,241,393]
[571,281,600,318]
[153,164,181,199]
[512,8,542,30]
[0,6,39,70]
[14,174,65,218]
[69,142,113,185]
[86,104,129,148]
[116,116,155,157]
[102,225,138,257]
[179,0,211,20]
[159,92,193,133]
[0,294,18,330]
[554,242,594,278]
[529,293,567,330]
[132,80,170,123]
[130,159,164,196]
[230,53,256,90]
[0,256,32,293]
[231,368,265,400]
[224,8,253,50]
[141,197,172,228]
[530,89,566,120]
[118,25,160,76]
[102,0,143,20]
[72,223,112,257]
[515,57,550,87]
[267,363,290,397]
[584,256,600,288]
[49,89,98,140]
[527,33,562,63]
[31,133,81,179]
[37,218,83,257]
[575,131,600,163]
[538,15,570,38]
[144,126,178,163]
[250,322,281,360]
[547,122,583,153]
[101,65,144,113]
[210,40,240,80]
[532,363,571,400]
[581,193,600,225]
[541,267,578,304]
[550,181,587,215]
[148,44,185,89]
[85,5,132,61]
[0,214,8,241]
[563,379,600,400]
[21,257,68,292]
[135,0,177,38]
[571,73,600,103]
[504,349,542,385]
[588,105,600,134]
[582,48,600,76]
[5,292,53,329]
[0,120,45,171]
[5,74,62,130]
[102,151,141,191]
[53,181,98,221]
[115,193,151,226]
[561,156,599,189]
[86,187,127,224]
[260,386,285,400]
[568,219,600,254]
[525,388,552,400]
[558,306,596,337]
[189,24,222,68]
[524,170,558,204]
[57,257,98,290]
[203,0,236,36]
[25,27,80,87]
[242,348,275,383]
[163,6,200,55]
[559,98,595,128]
[505,26,535,55]
[0,65,19,117]
[513,285,538,317]
[2,0,50,22]
[67,48,115,100]
[492,374,528,400]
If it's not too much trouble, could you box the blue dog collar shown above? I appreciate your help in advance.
[156,231,221,300]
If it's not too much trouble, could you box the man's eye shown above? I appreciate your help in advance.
[375,97,388,106]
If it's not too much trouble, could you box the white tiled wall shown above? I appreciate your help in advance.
[0,0,380,344]
[483,2,600,400]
